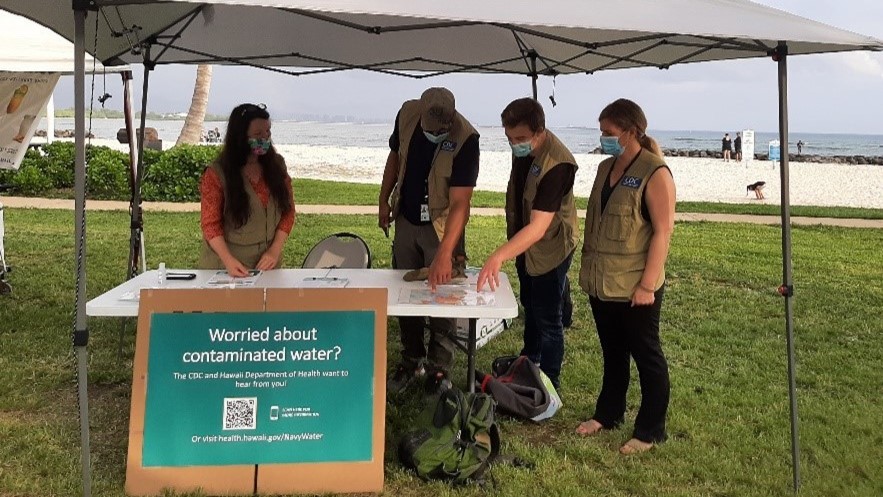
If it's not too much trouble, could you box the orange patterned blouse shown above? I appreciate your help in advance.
[199,167,295,241]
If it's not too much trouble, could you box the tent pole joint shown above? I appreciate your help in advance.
[74,328,89,347]
[72,0,98,11]
[771,42,788,62]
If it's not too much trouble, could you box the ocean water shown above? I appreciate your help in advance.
[41,117,883,157]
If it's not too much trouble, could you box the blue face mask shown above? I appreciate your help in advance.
[510,141,533,158]
[600,135,624,157]
[248,138,271,155]
[423,131,449,144]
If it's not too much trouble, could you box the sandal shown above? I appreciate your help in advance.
[575,419,604,436]
[619,438,654,455]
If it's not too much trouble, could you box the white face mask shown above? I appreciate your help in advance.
[423,130,449,144]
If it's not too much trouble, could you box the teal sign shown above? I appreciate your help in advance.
[143,311,375,467]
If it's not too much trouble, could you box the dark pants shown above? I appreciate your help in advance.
[589,286,669,443]
[392,215,464,371]
[516,251,574,390]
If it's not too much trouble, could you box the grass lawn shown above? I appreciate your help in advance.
[0,209,881,496]
[292,178,883,220]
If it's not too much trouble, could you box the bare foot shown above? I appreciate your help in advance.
[575,419,604,436]
[619,438,653,455]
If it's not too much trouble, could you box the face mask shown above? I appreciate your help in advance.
[248,138,271,155]
[423,130,449,144]
[600,135,624,157]
[510,141,533,158]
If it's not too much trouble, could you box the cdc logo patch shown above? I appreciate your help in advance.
[441,140,456,152]
[620,176,642,188]
[530,164,542,176]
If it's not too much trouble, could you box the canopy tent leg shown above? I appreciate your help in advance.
[46,95,55,144]
[123,70,143,279]
[72,3,92,497]
[775,40,801,493]
[128,51,152,280]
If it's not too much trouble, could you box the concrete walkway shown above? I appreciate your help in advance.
[1,196,881,228]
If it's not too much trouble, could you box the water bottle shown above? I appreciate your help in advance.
[157,262,167,287]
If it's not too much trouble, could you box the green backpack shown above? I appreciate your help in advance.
[398,387,501,484]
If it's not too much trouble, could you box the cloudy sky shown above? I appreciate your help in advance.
[52,0,883,134]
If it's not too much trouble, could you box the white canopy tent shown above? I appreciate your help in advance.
[1,1,881,496]
[0,10,132,144]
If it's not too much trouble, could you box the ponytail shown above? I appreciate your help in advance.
[639,134,663,157]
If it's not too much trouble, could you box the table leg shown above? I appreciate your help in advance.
[467,318,477,393]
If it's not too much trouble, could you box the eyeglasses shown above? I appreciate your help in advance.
[240,103,267,116]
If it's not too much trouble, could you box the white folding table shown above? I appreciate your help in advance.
[87,268,519,392]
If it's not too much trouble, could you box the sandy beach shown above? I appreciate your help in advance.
[74,138,883,209]
[275,144,883,209]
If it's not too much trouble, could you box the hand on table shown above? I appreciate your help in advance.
[222,257,249,278]
[255,247,281,271]
[476,255,503,292]
[428,254,452,291]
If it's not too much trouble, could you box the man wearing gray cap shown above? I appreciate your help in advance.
[379,87,480,395]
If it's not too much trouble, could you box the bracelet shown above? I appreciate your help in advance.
[638,283,656,293]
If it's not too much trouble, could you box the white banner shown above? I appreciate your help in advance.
[0,72,60,170]
[741,129,755,165]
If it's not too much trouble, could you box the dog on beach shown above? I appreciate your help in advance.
[746,181,766,200]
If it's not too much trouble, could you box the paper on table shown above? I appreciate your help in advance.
[205,269,262,287]
[300,277,349,288]
[399,287,495,306]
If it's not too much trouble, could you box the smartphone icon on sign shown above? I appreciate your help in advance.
[270,406,279,421]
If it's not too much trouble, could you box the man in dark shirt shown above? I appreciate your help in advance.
[477,98,579,389]
[734,132,742,162]
[378,88,480,394]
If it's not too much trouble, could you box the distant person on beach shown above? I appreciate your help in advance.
[722,133,732,161]
[379,87,480,395]
[476,97,578,391]
[198,103,296,276]
[575,98,675,456]
[734,132,742,162]
[797,140,804,155]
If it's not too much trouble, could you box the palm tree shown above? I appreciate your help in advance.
[175,64,212,145]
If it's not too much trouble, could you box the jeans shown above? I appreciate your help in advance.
[516,251,574,389]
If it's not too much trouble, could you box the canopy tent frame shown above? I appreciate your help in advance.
[10,0,879,495]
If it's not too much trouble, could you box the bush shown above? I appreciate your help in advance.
[40,142,77,188]
[10,162,52,195]
[142,144,219,202]
[2,142,220,202]
[87,147,130,200]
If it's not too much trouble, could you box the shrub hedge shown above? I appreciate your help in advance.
[0,142,220,202]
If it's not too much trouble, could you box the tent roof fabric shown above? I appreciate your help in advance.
[2,0,881,76]
[0,10,128,73]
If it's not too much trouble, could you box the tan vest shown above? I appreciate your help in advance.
[579,150,666,301]
[198,162,283,269]
[389,99,478,241]
[505,131,580,276]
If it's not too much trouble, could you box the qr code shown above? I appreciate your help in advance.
[223,397,257,430]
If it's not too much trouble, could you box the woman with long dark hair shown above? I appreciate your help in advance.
[198,103,295,276]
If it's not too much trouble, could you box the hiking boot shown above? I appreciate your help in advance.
[387,361,425,394]
[424,367,453,396]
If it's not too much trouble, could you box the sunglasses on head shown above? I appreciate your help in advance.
[240,103,267,116]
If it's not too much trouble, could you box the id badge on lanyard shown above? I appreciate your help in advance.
[420,179,430,223]
[420,179,431,222]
